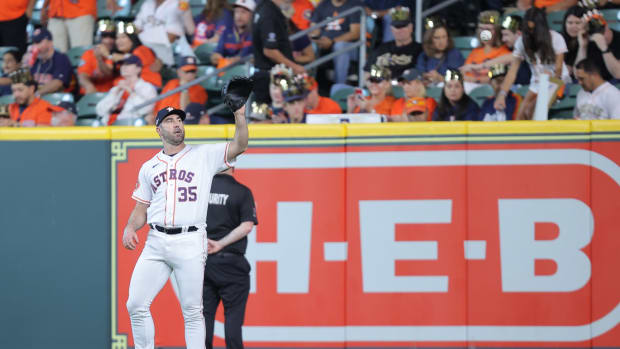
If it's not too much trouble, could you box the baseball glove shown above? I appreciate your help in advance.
[222,76,254,112]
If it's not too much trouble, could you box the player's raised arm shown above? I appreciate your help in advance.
[222,77,252,162]
[122,201,149,250]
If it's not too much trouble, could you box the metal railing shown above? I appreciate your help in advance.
[132,5,367,116]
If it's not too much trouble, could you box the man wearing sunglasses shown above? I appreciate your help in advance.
[152,56,208,124]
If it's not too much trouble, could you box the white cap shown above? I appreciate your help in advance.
[234,0,256,11]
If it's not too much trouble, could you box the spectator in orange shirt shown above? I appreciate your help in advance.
[517,0,578,12]
[41,0,111,52]
[347,64,398,117]
[0,0,35,54]
[303,76,341,114]
[281,0,314,30]
[463,11,511,84]
[7,68,63,127]
[78,19,117,95]
[392,68,437,122]
[110,22,163,88]
[151,56,207,124]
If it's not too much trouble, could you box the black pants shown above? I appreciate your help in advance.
[203,252,250,349]
[252,70,271,105]
[0,15,28,55]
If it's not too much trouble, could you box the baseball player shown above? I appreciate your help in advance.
[122,77,253,349]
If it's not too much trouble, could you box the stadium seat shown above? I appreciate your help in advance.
[197,65,219,91]
[76,92,106,118]
[391,85,404,99]
[515,84,531,97]
[0,94,14,104]
[602,9,620,31]
[194,43,218,65]
[130,0,146,17]
[546,10,566,33]
[42,92,74,105]
[549,83,581,119]
[469,84,495,106]
[67,45,91,68]
[453,36,479,60]
[426,86,443,102]
[0,46,18,57]
[330,86,355,112]
[191,0,206,16]
[75,118,99,126]
[114,117,147,126]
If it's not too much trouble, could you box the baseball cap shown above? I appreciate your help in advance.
[369,64,391,83]
[57,101,77,115]
[405,97,427,114]
[234,0,256,11]
[178,56,198,72]
[32,27,53,43]
[390,6,411,28]
[184,103,206,124]
[155,106,186,126]
[398,68,422,82]
[121,55,143,67]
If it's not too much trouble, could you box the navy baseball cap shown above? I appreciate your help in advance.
[33,27,53,43]
[398,68,423,82]
[121,54,143,67]
[184,102,206,124]
[155,106,186,126]
[58,101,77,115]
[178,56,198,72]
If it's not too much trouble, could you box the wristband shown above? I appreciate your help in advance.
[602,47,611,54]
[498,90,508,97]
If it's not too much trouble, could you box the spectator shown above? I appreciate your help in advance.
[184,102,209,124]
[495,7,570,120]
[346,64,398,116]
[0,50,22,97]
[252,0,304,104]
[268,64,293,123]
[41,0,100,52]
[30,27,74,95]
[111,22,163,89]
[433,69,480,121]
[134,0,193,66]
[281,0,315,31]
[193,0,233,47]
[211,0,255,68]
[77,19,117,95]
[7,68,63,126]
[365,6,422,79]
[310,0,363,85]
[282,74,309,123]
[304,76,342,114]
[364,0,407,43]
[562,6,587,79]
[463,11,511,84]
[575,10,620,82]
[416,17,465,86]
[51,101,78,126]
[0,0,34,55]
[479,64,522,121]
[392,68,437,122]
[517,0,578,12]
[574,58,620,119]
[96,55,157,125]
[0,104,11,126]
[152,56,207,123]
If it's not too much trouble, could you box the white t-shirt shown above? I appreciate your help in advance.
[513,30,571,92]
[574,82,620,120]
[132,143,235,227]
[135,0,185,37]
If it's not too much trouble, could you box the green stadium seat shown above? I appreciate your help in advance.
[549,83,581,119]
[0,46,18,57]
[602,9,620,31]
[76,92,106,118]
[330,86,355,112]
[197,65,219,91]
[66,45,91,68]
[515,84,531,97]
[0,94,14,105]
[546,10,566,33]
[194,43,218,65]
[426,86,443,102]
[41,92,74,105]
[391,85,404,99]
[75,118,99,126]
[454,36,479,60]
[469,84,495,106]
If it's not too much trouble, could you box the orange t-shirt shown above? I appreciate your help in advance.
[391,97,437,121]
[353,95,398,115]
[154,79,208,112]
[291,0,314,30]
[48,0,97,19]
[132,45,162,88]
[464,45,511,80]
[535,0,563,7]
[0,0,29,21]
[306,96,341,114]
[77,48,115,94]
[9,97,62,126]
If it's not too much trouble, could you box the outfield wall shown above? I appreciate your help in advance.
[1,121,620,348]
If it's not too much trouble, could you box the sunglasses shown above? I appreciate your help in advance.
[368,77,385,83]
[185,70,197,73]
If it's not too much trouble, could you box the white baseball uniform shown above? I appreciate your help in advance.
[126,142,234,349]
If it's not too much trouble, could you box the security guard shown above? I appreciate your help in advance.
[203,167,258,349]
[252,0,305,104]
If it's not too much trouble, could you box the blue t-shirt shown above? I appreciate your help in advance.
[194,10,234,41]
[515,60,532,86]
[310,0,364,40]
[31,50,73,88]
[479,92,519,121]
[432,97,481,121]
[215,28,253,58]
[416,48,465,75]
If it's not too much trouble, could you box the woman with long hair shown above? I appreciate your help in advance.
[433,69,480,121]
[415,18,465,86]
[111,22,162,88]
[192,0,233,46]
[561,6,586,78]
[494,7,570,119]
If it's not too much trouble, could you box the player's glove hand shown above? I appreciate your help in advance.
[222,76,254,113]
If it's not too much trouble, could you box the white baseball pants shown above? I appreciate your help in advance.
[126,229,207,349]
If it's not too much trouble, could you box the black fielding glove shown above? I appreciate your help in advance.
[222,76,254,112]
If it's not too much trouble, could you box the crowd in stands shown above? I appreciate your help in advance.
[0,0,618,128]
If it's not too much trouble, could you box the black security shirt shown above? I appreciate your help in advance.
[252,0,294,70]
[206,174,258,255]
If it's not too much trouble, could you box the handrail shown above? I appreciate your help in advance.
[415,0,461,43]
[133,5,367,116]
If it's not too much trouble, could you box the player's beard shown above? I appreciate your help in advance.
[162,127,185,146]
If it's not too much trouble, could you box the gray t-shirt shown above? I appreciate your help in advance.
[310,0,363,40]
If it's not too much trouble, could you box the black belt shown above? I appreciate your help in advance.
[149,224,198,235]
[211,251,243,257]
